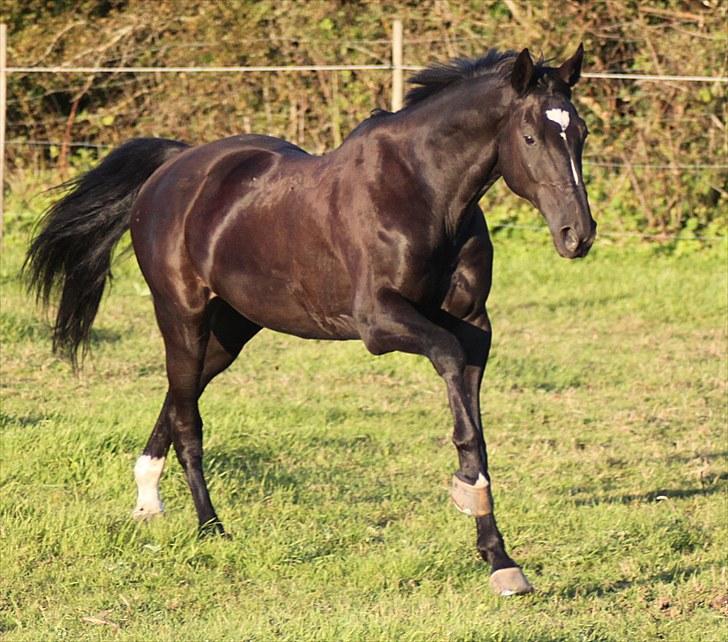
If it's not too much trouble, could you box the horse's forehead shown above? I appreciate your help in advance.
[538,97,578,128]
[521,95,576,125]
[545,107,570,130]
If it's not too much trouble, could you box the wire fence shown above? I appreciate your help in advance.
[2,25,726,242]
[5,62,726,164]
[6,64,728,83]
[5,140,727,174]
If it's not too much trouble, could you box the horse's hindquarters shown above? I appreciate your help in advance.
[132,136,360,341]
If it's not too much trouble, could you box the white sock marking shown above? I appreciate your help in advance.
[133,455,165,517]
[475,473,489,488]
[545,108,580,186]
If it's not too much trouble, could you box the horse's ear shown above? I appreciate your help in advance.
[557,43,584,87]
[511,48,535,95]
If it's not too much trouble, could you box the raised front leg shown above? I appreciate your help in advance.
[438,212,532,595]
[355,288,530,594]
[444,309,532,596]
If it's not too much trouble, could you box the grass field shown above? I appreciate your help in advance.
[1,216,726,641]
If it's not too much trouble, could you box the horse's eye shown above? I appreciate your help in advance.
[524,135,535,146]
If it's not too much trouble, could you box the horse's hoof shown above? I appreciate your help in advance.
[198,520,229,539]
[489,567,534,596]
[131,505,164,521]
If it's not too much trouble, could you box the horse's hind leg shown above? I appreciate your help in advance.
[199,298,261,393]
[132,288,213,527]
[133,298,260,533]
[132,394,172,520]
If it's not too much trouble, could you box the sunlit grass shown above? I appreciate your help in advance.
[1,223,726,641]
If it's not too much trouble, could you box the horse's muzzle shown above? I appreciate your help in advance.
[558,221,596,258]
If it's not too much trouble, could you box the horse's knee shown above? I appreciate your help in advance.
[436,349,467,380]
[468,310,492,334]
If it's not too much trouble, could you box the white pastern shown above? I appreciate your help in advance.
[132,455,165,519]
[475,473,489,488]
[545,108,580,186]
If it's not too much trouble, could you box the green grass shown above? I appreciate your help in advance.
[1,218,726,641]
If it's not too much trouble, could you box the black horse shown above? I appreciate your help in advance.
[26,46,595,596]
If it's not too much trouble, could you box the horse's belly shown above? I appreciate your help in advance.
[212,272,358,340]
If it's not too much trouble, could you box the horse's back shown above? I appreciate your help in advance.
[133,133,309,215]
[130,133,311,257]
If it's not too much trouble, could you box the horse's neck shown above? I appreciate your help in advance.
[396,81,510,235]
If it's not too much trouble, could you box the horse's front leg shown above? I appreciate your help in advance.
[444,309,533,596]
[355,289,530,595]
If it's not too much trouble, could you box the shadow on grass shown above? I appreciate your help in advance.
[665,450,728,464]
[88,327,124,346]
[205,438,409,507]
[558,565,703,599]
[509,292,631,312]
[545,293,633,312]
[573,484,726,506]
[205,444,303,495]
[0,410,50,429]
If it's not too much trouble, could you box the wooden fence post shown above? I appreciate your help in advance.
[391,19,403,112]
[0,23,7,239]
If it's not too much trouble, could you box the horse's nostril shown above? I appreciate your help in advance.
[561,227,579,252]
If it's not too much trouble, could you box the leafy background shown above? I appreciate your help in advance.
[1,3,726,640]
[2,0,727,239]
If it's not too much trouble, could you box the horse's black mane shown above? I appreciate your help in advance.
[405,48,548,108]
[347,49,549,138]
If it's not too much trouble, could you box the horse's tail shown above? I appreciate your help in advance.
[24,137,189,367]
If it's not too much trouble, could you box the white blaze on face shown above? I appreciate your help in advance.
[133,455,165,518]
[545,108,580,186]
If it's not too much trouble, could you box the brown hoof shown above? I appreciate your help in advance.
[489,567,534,596]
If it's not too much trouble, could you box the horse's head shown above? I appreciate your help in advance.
[497,45,596,259]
